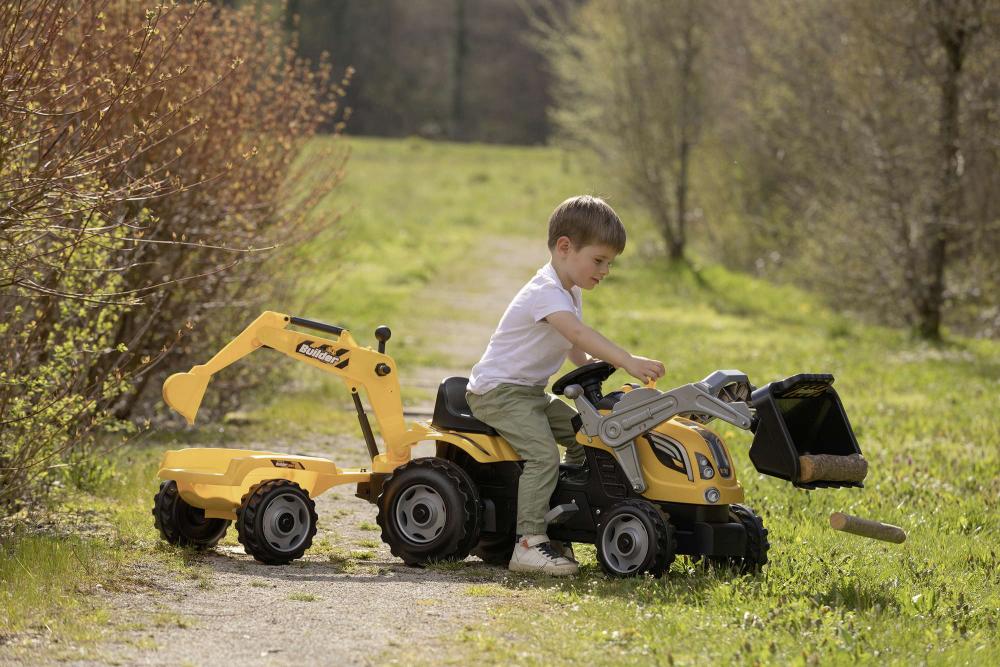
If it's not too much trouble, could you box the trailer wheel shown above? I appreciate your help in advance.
[376,458,481,566]
[237,480,318,565]
[152,480,230,549]
[596,499,676,577]
[708,504,769,573]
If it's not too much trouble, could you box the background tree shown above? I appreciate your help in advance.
[291,0,557,143]
[725,0,998,340]
[534,0,709,262]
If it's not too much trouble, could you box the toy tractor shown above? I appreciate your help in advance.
[154,311,866,576]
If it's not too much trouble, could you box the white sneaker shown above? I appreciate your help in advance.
[550,540,576,563]
[508,534,579,576]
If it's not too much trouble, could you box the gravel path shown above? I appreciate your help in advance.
[16,236,548,666]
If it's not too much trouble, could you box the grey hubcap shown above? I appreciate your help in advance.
[262,492,311,552]
[602,514,650,573]
[395,484,446,544]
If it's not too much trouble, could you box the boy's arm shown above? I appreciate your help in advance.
[568,345,590,366]
[546,311,665,383]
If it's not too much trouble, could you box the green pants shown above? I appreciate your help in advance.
[466,384,586,536]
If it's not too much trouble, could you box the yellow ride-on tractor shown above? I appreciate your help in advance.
[155,311,865,576]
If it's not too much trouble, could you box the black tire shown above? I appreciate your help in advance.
[236,479,318,565]
[472,529,516,566]
[708,503,770,573]
[152,480,230,549]
[596,499,676,577]
[376,458,481,566]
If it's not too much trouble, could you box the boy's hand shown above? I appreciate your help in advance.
[623,355,665,384]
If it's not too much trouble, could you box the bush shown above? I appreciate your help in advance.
[0,0,349,510]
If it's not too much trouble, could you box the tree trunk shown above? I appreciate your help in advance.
[918,0,974,341]
[449,0,467,141]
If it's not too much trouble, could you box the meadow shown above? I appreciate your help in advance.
[2,137,997,664]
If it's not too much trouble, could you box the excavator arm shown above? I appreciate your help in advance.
[162,310,407,450]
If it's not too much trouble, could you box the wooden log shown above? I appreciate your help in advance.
[798,453,868,483]
[830,512,906,543]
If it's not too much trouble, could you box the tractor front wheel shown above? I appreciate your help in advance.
[596,499,676,577]
[376,458,481,566]
[236,480,318,565]
[152,480,230,549]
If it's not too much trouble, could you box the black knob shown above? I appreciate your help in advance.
[375,363,392,377]
[374,325,391,353]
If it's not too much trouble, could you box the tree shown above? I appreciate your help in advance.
[533,0,709,262]
[727,0,998,339]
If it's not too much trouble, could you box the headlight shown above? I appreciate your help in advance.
[696,453,715,480]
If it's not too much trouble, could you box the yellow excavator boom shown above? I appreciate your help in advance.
[162,310,408,454]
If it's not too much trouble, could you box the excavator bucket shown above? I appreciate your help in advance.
[162,371,209,425]
[748,374,864,489]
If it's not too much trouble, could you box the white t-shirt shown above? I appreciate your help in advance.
[467,263,582,395]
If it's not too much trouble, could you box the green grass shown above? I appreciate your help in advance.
[445,255,999,665]
[3,137,998,664]
[0,445,210,654]
[288,592,321,602]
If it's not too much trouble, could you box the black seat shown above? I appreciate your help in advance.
[431,377,498,436]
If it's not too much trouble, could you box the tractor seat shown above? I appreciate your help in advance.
[431,377,498,436]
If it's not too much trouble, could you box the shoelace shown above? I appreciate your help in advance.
[535,541,565,561]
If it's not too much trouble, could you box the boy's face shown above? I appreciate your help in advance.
[559,239,619,290]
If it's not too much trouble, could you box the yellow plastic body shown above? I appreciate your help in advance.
[159,311,742,515]
[160,448,371,521]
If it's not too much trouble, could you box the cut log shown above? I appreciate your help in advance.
[829,512,906,543]
[799,453,868,483]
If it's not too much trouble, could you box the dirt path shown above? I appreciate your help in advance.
[57,237,547,666]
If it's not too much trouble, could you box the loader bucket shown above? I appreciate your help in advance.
[162,371,209,425]
[748,374,864,489]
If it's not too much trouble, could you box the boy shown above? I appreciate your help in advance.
[466,195,665,576]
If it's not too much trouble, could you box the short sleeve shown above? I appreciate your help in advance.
[530,283,578,323]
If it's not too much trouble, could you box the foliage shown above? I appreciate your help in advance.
[700,0,999,339]
[532,0,709,262]
[0,0,347,510]
[290,0,557,144]
[539,0,998,340]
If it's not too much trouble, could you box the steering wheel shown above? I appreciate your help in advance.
[552,361,616,405]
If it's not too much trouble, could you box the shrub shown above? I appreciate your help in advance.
[0,0,348,510]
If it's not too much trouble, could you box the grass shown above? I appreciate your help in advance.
[288,592,321,602]
[3,136,998,664]
[0,445,210,657]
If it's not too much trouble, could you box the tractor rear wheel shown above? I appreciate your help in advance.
[596,499,676,577]
[237,480,318,565]
[152,480,230,549]
[708,503,769,573]
[376,458,481,566]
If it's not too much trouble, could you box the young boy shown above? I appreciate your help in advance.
[466,195,665,575]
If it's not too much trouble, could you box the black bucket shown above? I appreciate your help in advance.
[749,374,863,489]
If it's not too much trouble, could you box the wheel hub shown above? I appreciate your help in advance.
[262,492,311,553]
[395,484,446,544]
[602,514,650,573]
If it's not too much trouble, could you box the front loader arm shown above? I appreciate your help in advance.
[162,311,406,451]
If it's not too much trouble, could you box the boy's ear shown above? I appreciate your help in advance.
[555,236,573,255]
